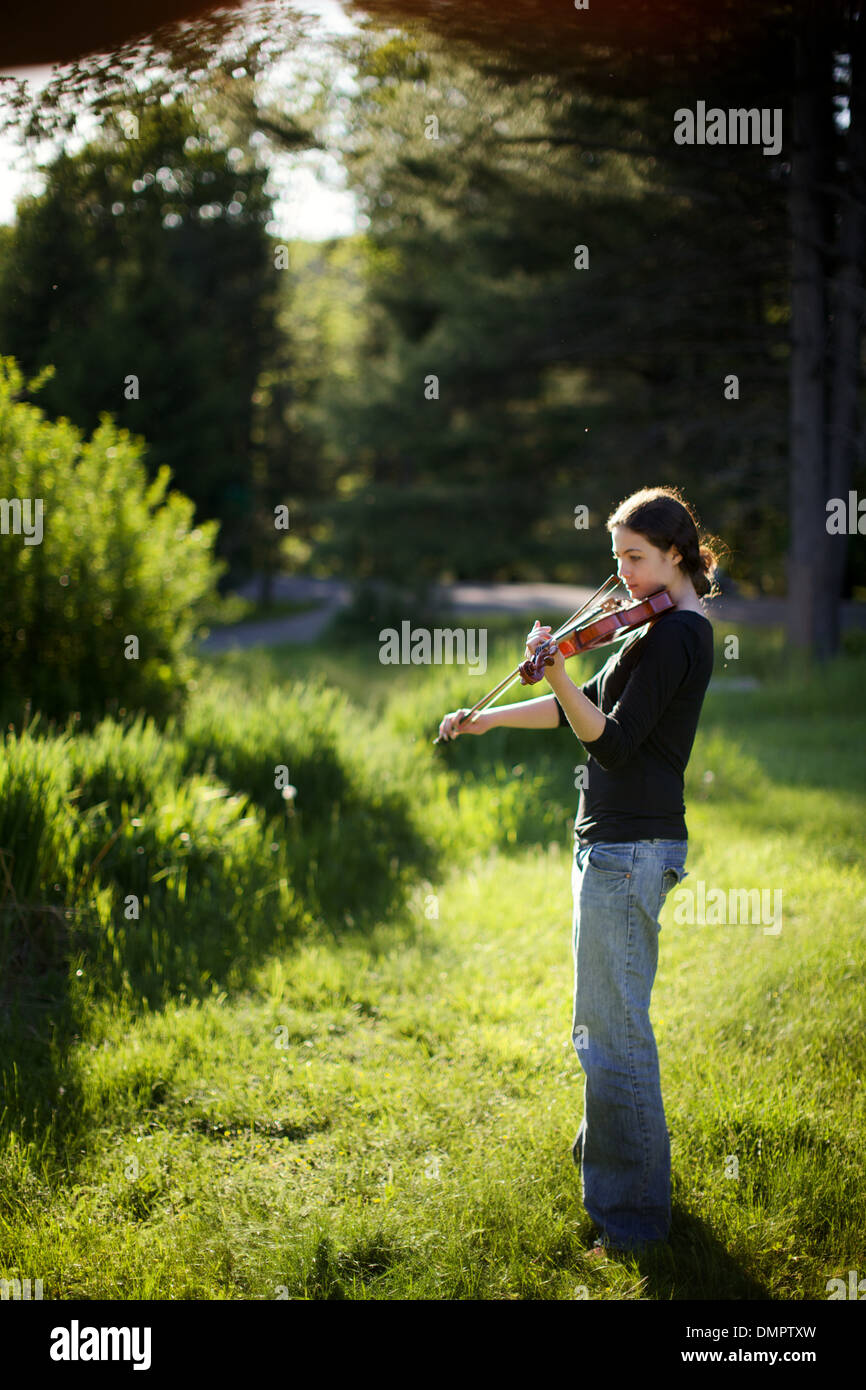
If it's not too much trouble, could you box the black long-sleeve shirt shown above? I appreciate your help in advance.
[554,608,714,843]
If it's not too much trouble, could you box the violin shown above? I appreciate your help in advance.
[433,575,675,743]
[518,587,674,684]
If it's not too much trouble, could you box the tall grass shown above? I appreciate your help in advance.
[0,617,863,1299]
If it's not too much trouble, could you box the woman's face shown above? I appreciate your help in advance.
[610,524,682,599]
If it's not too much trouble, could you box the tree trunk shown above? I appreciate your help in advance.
[824,2,866,656]
[786,4,836,654]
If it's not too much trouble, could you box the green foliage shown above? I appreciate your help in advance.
[0,97,282,581]
[296,29,795,594]
[0,355,224,727]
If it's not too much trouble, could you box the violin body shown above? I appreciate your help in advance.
[518,588,675,684]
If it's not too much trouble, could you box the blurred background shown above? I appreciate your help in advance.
[1,0,863,708]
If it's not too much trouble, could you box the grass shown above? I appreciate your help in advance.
[0,610,864,1300]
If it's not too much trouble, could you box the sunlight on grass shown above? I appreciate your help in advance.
[1,628,864,1299]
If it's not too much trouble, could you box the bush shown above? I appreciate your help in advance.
[0,355,224,727]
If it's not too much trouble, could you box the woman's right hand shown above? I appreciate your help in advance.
[437,708,490,740]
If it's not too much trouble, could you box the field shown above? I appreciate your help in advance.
[1,615,864,1300]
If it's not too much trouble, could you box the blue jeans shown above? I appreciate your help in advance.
[570,837,688,1250]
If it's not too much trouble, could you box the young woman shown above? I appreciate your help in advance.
[437,486,721,1255]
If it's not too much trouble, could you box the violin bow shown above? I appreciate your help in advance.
[432,573,622,745]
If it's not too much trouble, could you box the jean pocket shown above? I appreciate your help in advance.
[660,862,687,904]
[586,842,635,878]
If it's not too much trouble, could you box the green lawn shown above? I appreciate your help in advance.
[1,616,864,1299]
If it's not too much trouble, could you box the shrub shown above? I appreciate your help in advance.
[0,355,224,727]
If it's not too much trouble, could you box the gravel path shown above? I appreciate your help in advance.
[196,575,866,652]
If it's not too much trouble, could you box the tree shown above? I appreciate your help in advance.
[0,2,324,592]
[345,0,866,657]
[789,1,866,657]
[3,0,863,650]
[0,95,281,583]
[296,29,790,592]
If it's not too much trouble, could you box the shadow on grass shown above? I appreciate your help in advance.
[0,763,440,1165]
[587,1205,773,1300]
[0,911,87,1155]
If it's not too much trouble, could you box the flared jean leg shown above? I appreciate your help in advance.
[570,839,687,1250]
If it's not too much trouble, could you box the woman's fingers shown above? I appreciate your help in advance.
[438,709,467,740]
[526,621,552,656]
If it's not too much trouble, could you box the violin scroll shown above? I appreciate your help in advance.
[518,640,558,685]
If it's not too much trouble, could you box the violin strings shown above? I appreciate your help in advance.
[460,574,621,727]
[433,573,634,743]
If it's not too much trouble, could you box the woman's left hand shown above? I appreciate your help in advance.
[524,619,565,678]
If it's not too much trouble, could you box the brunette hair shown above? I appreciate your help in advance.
[606,485,726,600]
